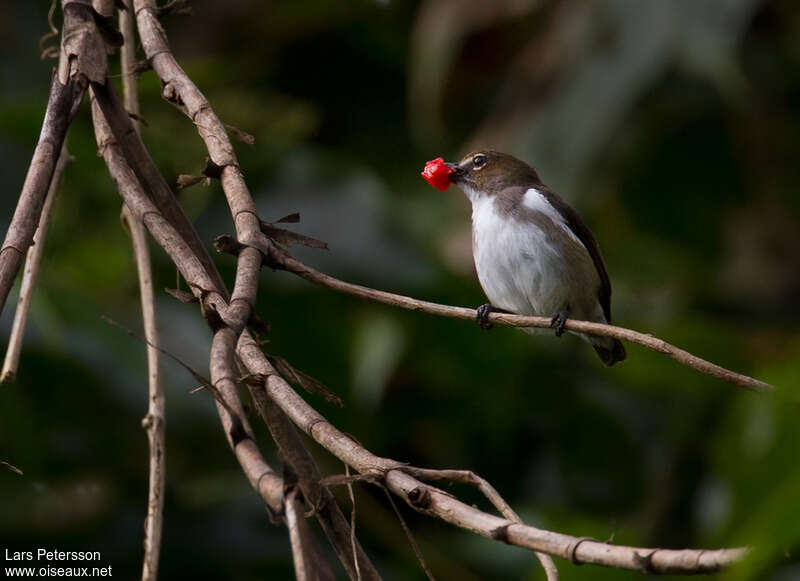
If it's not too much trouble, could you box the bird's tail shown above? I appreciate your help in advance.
[591,336,626,366]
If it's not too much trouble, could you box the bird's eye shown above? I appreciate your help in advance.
[472,154,487,168]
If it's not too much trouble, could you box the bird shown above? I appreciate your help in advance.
[442,150,626,366]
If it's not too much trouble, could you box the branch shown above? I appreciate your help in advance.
[404,467,558,580]
[90,95,285,513]
[133,0,270,260]
[383,471,746,574]
[209,327,284,512]
[89,74,227,297]
[245,357,382,581]
[93,77,376,575]
[285,485,314,581]
[237,332,746,574]
[382,487,436,581]
[269,250,772,392]
[115,5,166,579]
[284,473,337,581]
[122,210,166,581]
[0,44,87,315]
[1,143,70,383]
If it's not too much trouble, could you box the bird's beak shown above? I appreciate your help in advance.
[445,162,461,182]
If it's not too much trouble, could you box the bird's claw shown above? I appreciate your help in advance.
[476,304,495,330]
[550,311,569,337]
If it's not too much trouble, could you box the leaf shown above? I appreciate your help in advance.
[260,223,328,250]
[225,123,255,145]
[165,287,198,303]
[212,234,243,256]
[266,354,344,408]
[176,174,205,190]
[275,212,300,224]
[127,111,150,127]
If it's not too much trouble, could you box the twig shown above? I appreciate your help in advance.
[345,465,361,581]
[116,5,166,579]
[405,467,559,580]
[383,487,436,581]
[1,461,24,476]
[404,467,520,521]
[245,365,382,581]
[285,485,312,581]
[1,143,70,383]
[39,0,61,59]
[269,250,772,392]
[124,189,167,581]
[284,470,337,581]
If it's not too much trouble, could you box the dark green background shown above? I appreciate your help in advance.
[1,1,799,579]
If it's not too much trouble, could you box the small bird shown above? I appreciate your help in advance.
[436,151,626,366]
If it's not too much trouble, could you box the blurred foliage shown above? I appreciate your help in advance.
[1,0,799,579]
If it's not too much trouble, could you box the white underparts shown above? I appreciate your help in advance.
[470,190,605,327]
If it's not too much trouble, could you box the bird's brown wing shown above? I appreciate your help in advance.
[539,187,613,322]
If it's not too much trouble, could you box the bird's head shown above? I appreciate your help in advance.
[446,151,541,198]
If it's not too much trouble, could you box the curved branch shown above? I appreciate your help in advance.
[383,470,746,574]
[90,96,284,513]
[269,250,772,392]
[404,467,558,580]
[235,332,745,574]
[248,379,382,581]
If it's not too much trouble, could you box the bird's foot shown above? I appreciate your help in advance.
[476,304,496,330]
[550,310,569,337]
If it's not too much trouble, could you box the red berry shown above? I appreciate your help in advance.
[421,157,455,191]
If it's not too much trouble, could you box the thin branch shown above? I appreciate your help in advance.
[1,461,24,476]
[90,96,284,514]
[404,467,558,580]
[238,333,746,574]
[90,76,228,297]
[132,0,270,262]
[124,200,166,581]
[284,477,337,581]
[285,485,312,581]
[404,467,520,521]
[93,72,371,573]
[116,5,166,579]
[382,487,436,581]
[345,465,361,581]
[1,143,70,383]
[245,366,382,581]
[383,470,747,574]
[268,250,772,392]
[0,44,87,316]
[210,327,284,512]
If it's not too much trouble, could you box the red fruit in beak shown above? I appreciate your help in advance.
[421,157,455,191]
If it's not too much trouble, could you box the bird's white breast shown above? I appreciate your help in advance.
[470,188,598,320]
